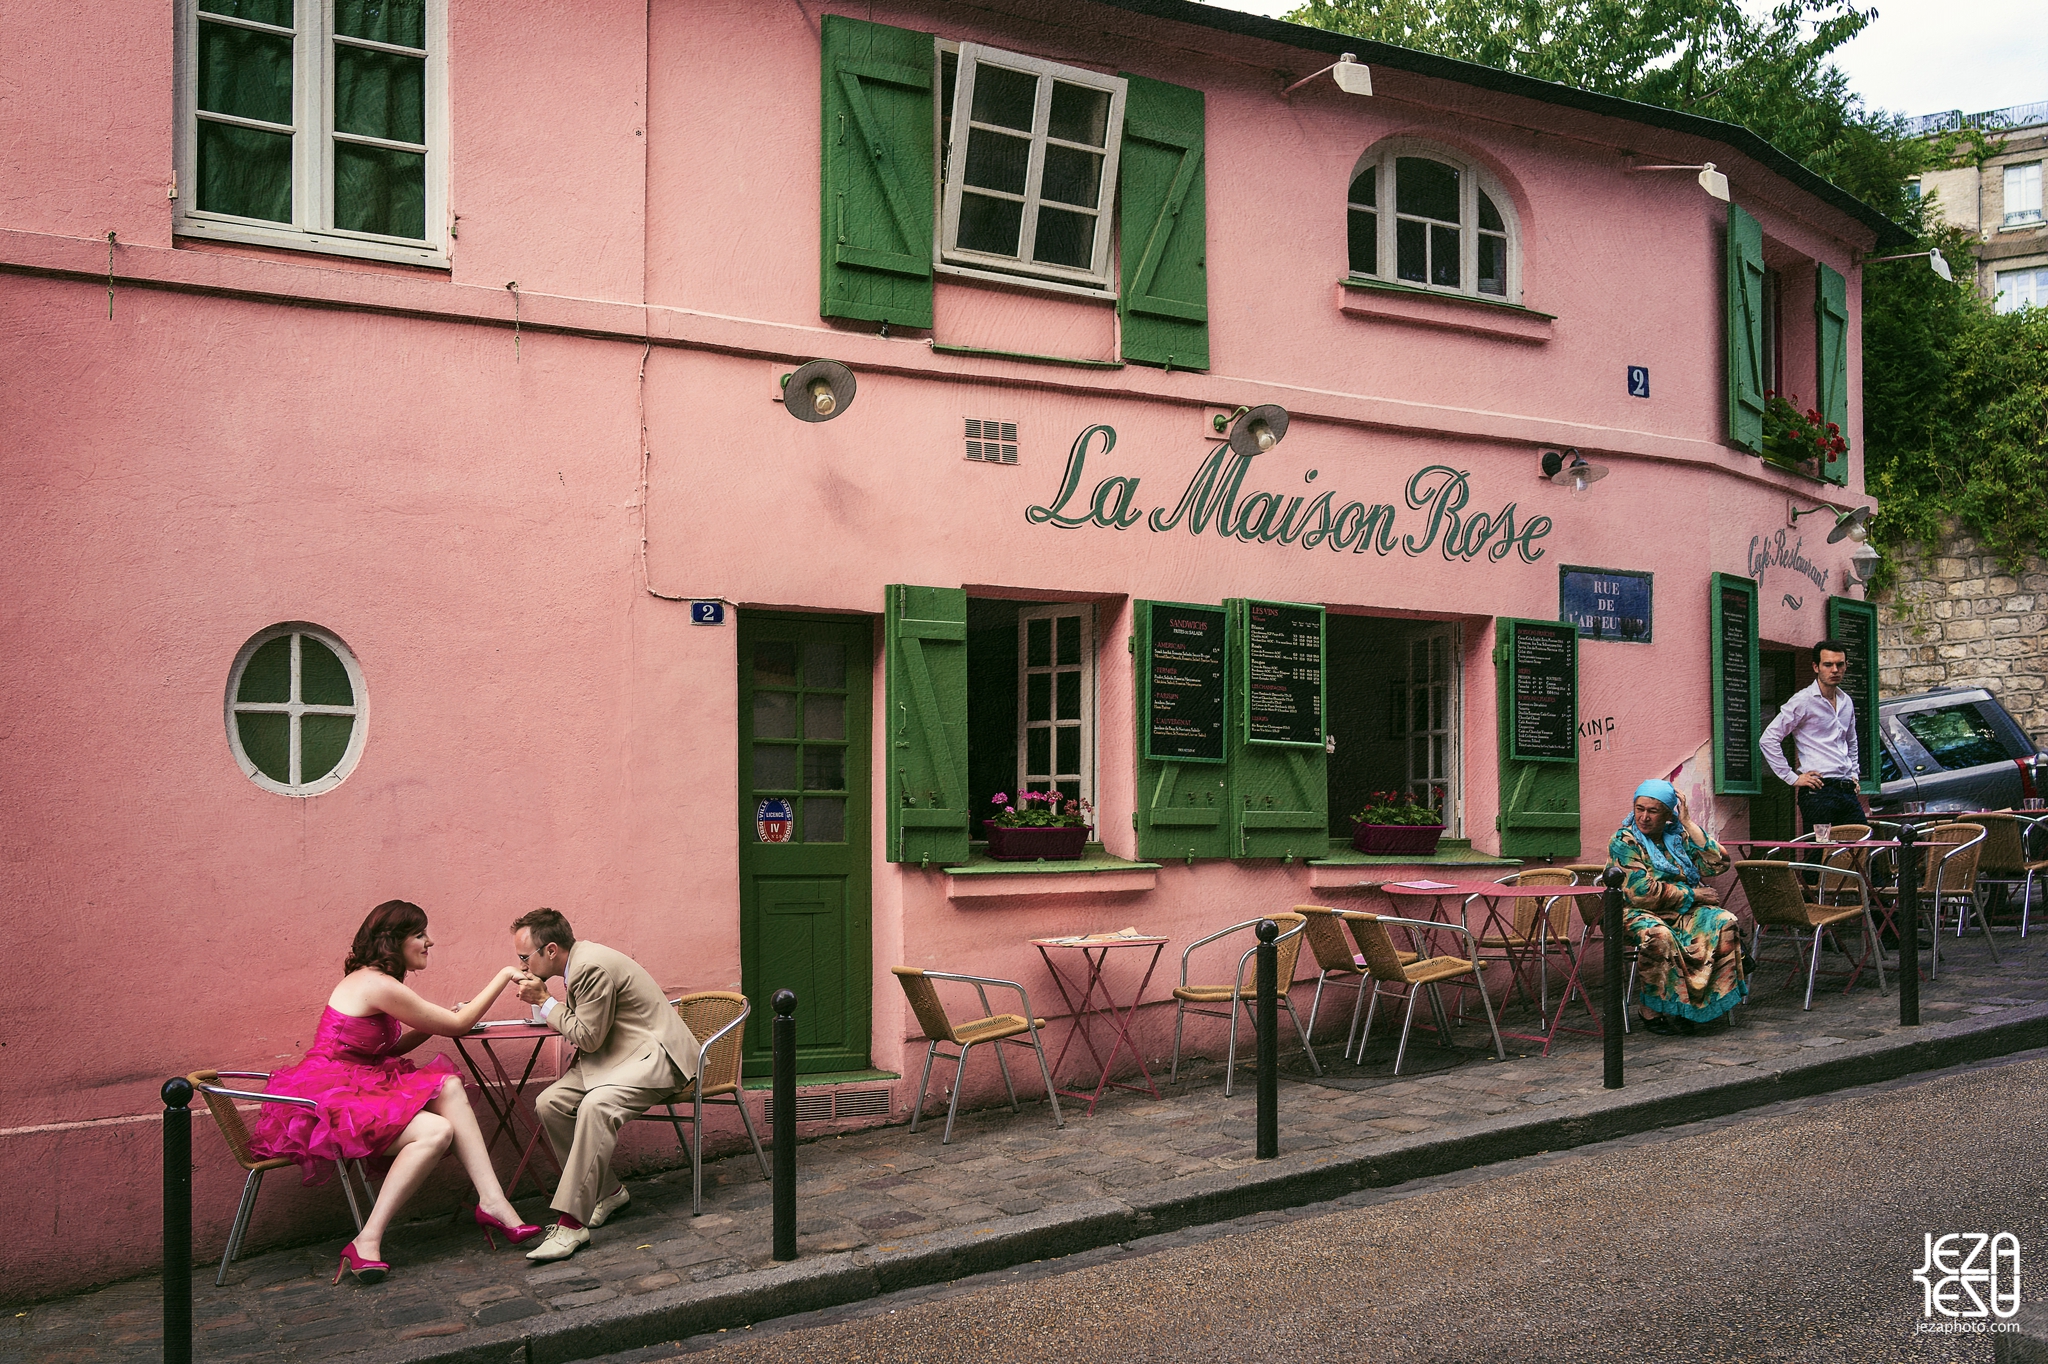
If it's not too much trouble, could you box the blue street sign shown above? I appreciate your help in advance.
[1627,366,1650,398]
[690,601,726,626]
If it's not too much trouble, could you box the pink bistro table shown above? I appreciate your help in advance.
[1380,880,1600,1056]
[452,1021,564,1201]
[1030,934,1169,1116]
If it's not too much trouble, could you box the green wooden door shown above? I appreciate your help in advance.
[738,613,873,1075]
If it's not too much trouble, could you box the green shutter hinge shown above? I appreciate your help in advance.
[1132,811,1138,829]
[921,852,931,870]
[1127,634,1134,653]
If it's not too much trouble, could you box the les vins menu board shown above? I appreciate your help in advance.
[1143,602,1227,762]
[1243,600,1324,747]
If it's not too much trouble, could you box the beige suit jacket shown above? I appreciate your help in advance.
[547,940,700,1089]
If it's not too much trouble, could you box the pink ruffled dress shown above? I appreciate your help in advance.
[249,1006,456,1184]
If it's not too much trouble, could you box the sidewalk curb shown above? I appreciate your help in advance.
[384,1004,2048,1364]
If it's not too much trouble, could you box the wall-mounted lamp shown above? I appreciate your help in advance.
[1212,404,1290,457]
[1788,502,1873,543]
[1866,247,1953,283]
[779,359,857,422]
[1848,540,1882,586]
[1625,160,1730,201]
[1282,52,1372,99]
[1540,448,1608,493]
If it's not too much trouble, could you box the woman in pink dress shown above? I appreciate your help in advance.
[250,900,543,1284]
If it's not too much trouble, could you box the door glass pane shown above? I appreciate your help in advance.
[1027,617,1051,668]
[237,712,290,782]
[1047,81,1108,146]
[1027,671,1051,722]
[970,63,1036,130]
[754,642,798,687]
[334,47,425,143]
[1899,706,2009,771]
[804,747,845,791]
[1026,726,1050,774]
[335,0,424,46]
[199,22,293,124]
[1056,725,1079,773]
[1033,208,1093,268]
[804,797,845,843]
[334,143,425,239]
[958,193,1023,256]
[804,694,845,740]
[300,714,354,781]
[1055,615,1080,665]
[804,641,845,688]
[754,691,797,739]
[198,121,293,222]
[300,636,354,706]
[1056,669,1079,720]
[752,744,797,790]
[237,635,292,703]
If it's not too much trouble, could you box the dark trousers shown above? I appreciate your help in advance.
[1797,781,1865,830]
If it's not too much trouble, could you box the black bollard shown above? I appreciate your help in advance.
[1602,867,1625,1090]
[1256,918,1279,1160]
[772,989,797,1261]
[1898,825,1921,1027]
[162,1076,194,1364]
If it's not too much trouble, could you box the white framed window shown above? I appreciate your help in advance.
[938,44,1125,294]
[225,623,369,796]
[1347,141,1520,303]
[1403,624,1461,835]
[174,0,447,266]
[2003,162,2043,227]
[1016,603,1094,808]
[1995,266,2048,314]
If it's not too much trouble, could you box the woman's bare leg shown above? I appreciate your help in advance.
[426,1075,522,1226]
[352,1110,453,1262]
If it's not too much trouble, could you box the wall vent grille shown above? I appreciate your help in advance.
[763,1086,890,1124]
[965,418,1018,465]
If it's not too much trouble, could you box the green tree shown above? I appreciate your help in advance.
[1287,0,2047,573]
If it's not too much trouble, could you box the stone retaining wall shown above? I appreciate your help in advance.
[1877,529,2048,742]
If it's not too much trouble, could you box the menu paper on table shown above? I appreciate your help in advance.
[1390,879,1459,890]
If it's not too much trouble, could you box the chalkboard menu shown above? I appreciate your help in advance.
[1243,600,1325,747]
[1826,595,1881,789]
[1710,573,1761,794]
[1143,602,1228,763]
[1508,620,1576,762]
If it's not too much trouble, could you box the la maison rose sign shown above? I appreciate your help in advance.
[1026,425,1554,563]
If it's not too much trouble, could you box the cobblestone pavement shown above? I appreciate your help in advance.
[7,929,2045,1364]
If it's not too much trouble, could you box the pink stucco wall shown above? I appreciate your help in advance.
[1,0,1880,1300]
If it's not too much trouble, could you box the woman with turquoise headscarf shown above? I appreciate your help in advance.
[1608,779,1745,1034]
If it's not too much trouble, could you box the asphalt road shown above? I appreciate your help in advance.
[594,1051,2048,1364]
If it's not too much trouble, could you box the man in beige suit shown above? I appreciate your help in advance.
[510,908,699,1263]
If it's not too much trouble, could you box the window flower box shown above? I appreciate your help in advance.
[1350,823,1447,857]
[984,823,1092,861]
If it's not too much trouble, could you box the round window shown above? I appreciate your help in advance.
[225,624,368,795]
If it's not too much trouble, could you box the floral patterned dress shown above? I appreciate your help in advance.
[1609,822,1747,1023]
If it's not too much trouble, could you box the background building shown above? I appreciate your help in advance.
[1908,99,2048,310]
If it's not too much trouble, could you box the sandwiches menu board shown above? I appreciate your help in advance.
[1142,602,1227,763]
[1509,620,1576,762]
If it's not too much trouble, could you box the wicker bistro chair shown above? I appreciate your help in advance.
[1169,912,1320,1096]
[1294,905,1373,1060]
[625,992,769,1214]
[1877,823,1995,977]
[1733,860,1888,1009]
[1345,913,1507,1074]
[1964,814,2048,937]
[1463,868,1578,1020]
[189,1069,373,1286]
[891,968,1063,1145]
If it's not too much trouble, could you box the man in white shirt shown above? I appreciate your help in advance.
[1760,639,1867,830]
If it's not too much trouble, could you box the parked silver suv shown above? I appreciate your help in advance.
[1875,687,2045,813]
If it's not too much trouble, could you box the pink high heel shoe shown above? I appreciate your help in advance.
[333,1242,388,1285]
[474,1206,544,1249]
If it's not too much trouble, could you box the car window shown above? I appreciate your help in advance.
[1898,704,2009,771]
[1878,736,1902,784]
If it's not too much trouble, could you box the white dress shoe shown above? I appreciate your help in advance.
[524,1224,590,1262]
[588,1186,631,1227]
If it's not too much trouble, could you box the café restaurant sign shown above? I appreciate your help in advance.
[1027,425,1553,563]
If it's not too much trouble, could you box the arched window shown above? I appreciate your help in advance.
[1348,143,1518,302]
[225,623,368,795]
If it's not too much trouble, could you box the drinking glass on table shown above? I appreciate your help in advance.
[2026,798,2046,811]
[1813,824,1832,844]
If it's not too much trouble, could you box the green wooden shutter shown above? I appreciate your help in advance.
[1815,262,1850,486]
[1826,596,1882,793]
[1117,73,1208,371]
[1494,618,1581,858]
[884,584,968,863]
[1134,601,1230,861]
[1709,573,1763,796]
[1224,599,1326,859]
[1725,203,1766,455]
[820,15,934,329]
